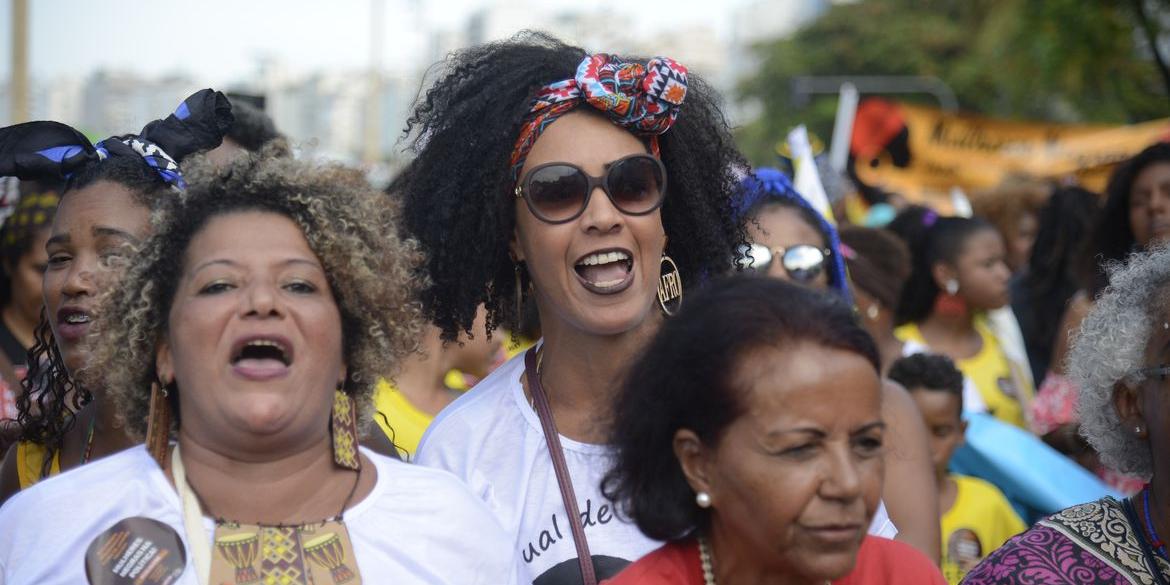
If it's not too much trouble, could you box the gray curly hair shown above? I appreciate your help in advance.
[1070,244,1170,478]
[86,144,426,438]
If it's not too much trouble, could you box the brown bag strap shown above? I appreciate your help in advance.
[525,348,598,585]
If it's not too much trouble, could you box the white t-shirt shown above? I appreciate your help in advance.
[0,445,518,585]
[415,352,660,584]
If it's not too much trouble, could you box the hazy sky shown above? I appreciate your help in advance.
[0,0,739,84]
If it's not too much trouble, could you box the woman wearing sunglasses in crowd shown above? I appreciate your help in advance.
[734,168,940,563]
[399,33,744,583]
[887,206,1031,429]
[0,90,232,503]
[603,276,945,584]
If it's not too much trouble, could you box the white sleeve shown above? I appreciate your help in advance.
[867,500,899,539]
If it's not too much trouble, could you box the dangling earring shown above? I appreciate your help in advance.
[866,303,880,321]
[514,262,526,321]
[934,278,968,317]
[331,387,361,471]
[146,378,174,467]
[658,255,683,316]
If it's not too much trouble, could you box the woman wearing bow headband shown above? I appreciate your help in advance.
[0,89,232,503]
[400,32,744,583]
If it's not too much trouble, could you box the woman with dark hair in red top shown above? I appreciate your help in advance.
[602,276,944,585]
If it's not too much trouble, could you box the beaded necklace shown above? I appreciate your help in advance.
[1145,486,1170,562]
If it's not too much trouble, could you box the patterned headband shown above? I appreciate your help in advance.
[1,189,59,249]
[510,53,689,182]
[0,89,234,191]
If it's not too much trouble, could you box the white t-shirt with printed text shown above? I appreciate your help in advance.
[415,352,659,584]
[0,445,518,585]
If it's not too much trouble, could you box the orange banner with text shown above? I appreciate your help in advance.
[850,100,1170,210]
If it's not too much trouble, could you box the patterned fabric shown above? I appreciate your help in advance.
[210,522,362,585]
[0,89,233,190]
[510,53,688,181]
[962,497,1170,584]
[331,390,361,471]
[0,189,58,248]
[259,527,310,584]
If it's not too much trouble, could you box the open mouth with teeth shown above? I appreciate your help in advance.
[574,249,634,293]
[230,337,293,379]
[64,313,92,325]
[55,308,96,343]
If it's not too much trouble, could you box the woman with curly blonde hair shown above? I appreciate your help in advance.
[0,149,518,584]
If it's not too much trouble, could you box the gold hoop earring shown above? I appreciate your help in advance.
[658,255,683,316]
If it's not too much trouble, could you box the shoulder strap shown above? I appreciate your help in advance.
[525,349,597,585]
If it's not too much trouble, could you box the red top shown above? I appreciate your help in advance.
[604,536,945,585]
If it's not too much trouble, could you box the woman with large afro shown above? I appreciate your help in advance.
[399,32,745,583]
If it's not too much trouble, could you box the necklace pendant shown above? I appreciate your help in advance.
[209,520,363,584]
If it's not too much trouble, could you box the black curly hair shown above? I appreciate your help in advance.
[1085,141,1170,297]
[887,353,964,415]
[398,31,746,340]
[225,99,281,151]
[601,275,880,541]
[14,155,172,475]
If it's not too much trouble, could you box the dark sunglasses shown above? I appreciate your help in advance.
[514,154,667,224]
[737,243,832,283]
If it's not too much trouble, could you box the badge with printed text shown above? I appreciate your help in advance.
[85,517,187,585]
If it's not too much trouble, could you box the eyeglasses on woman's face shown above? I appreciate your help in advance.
[514,154,667,224]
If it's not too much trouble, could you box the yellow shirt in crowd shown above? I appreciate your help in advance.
[940,474,1027,584]
[374,334,533,460]
[14,440,60,490]
[896,318,1034,428]
[373,380,433,461]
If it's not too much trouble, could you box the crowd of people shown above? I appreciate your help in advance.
[0,31,1167,584]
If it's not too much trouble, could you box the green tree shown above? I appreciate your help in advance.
[738,0,1170,165]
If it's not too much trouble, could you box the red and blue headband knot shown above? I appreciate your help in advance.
[510,54,688,182]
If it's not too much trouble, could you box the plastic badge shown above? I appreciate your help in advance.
[85,517,187,585]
